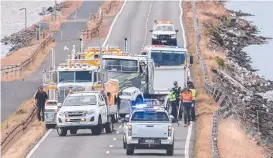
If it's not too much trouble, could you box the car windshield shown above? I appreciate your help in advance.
[131,111,169,122]
[63,95,97,106]
[151,50,186,66]
[58,71,93,83]
[103,59,138,72]
[154,25,174,31]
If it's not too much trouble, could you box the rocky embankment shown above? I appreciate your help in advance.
[1,2,69,53]
[204,8,273,154]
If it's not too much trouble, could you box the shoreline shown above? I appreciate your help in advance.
[202,1,273,156]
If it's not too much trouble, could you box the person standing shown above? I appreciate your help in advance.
[180,88,193,127]
[35,86,48,122]
[168,90,178,122]
[171,81,182,119]
[189,85,196,121]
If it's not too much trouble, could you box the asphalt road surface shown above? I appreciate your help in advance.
[1,1,103,121]
[26,1,195,158]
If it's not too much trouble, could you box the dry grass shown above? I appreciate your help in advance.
[2,121,46,158]
[218,119,265,158]
[1,98,35,137]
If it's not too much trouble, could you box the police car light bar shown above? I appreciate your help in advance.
[155,20,172,24]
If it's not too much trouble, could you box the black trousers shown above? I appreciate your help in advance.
[170,101,177,119]
[37,106,45,121]
[183,103,191,124]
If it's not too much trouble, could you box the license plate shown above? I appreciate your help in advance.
[145,139,155,144]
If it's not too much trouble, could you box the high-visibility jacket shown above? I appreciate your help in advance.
[190,89,196,100]
[180,92,192,103]
[168,92,176,101]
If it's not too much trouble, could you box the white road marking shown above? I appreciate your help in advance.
[64,46,69,51]
[141,0,154,50]
[119,125,122,128]
[25,129,53,158]
[116,131,120,134]
[110,145,114,148]
[178,0,192,157]
[106,151,110,154]
[24,1,129,157]
[113,138,117,140]
[102,0,128,47]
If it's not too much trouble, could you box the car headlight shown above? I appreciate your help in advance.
[58,111,65,116]
[87,109,95,115]
[171,34,176,38]
[151,34,157,39]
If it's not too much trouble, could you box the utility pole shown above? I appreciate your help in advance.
[19,8,27,29]
[55,0,57,21]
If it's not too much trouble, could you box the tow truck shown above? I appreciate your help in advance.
[123,104,176,155]
[150,20,179,45]
[56,89,117,136]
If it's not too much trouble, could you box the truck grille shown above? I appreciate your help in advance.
[65,111,86,117]
[157,35,170,39]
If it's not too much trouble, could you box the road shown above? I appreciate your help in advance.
[26,1,195,158]
[1,1,103,121]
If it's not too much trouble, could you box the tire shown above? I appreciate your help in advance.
[70,128,77,135]
[166,142,174,156]
[152,40,157,45]
[92,116,102,135]
[105,117,113,133]
[57,126,67,136]
[126,146,134,155]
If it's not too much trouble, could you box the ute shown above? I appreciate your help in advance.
[150,20,179,46]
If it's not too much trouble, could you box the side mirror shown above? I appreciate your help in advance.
[57,103,62,108]
[149,30,153,32]
[175,29,179,32]
[169,115,176,123]
[190,56,194,64]
[124,114,130,122]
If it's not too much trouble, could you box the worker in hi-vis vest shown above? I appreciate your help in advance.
[189,85,196,122]
[168,90,178,121]
[180,88,193,127]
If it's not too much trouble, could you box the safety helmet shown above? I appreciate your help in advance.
[173,81,178,86]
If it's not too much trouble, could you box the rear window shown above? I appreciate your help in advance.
[131,111,169,122]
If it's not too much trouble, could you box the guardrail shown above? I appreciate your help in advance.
[1,34,52,77]
[190,2,273,157]
[1,106,37,151]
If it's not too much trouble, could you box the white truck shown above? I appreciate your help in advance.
[123,105,176,155]
[56,91,117,136]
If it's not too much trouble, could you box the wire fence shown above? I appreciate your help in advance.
[190,1,273,157]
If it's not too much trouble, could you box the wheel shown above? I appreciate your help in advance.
[126,146,134,155]
[105,117,113,133]
[151,39,157,45]
[70,128,77,135]
[166,142,174,156]
[92,116,102,135]
[56,126,67,136]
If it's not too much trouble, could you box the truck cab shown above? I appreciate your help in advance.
[123,105,176,155]
[56,91,116,136]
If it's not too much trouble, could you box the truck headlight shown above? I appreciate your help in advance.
[87,109,95,115]
[151,34,157,39]
[171,34,176,39]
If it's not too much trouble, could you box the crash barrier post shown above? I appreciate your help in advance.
[1,34,52,79]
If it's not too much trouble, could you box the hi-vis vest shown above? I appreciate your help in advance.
[190,89,196,100]
[168,92,176,101]
[180,93,192,102]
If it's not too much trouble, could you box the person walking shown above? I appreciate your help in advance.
[180,88,193,127]
[168,90,178,122]
[35,86,48,122]
[189,85,196,121]
[171,81,182,119]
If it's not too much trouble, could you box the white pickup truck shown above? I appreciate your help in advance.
[123,105,176,155]
[56,91,117,136]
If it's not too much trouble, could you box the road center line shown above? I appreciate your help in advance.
[141,0,154,50]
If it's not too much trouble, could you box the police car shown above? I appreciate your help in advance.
[150,20,179,46]
[123,103,176,155]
